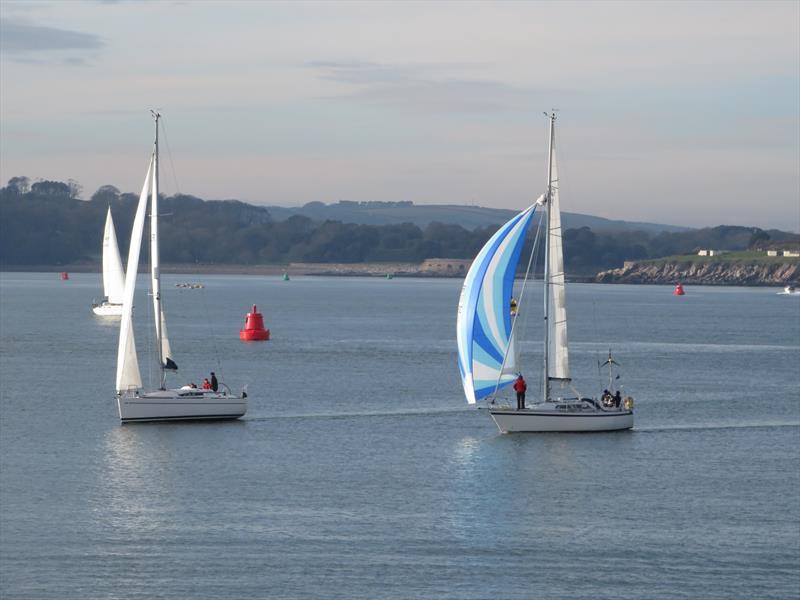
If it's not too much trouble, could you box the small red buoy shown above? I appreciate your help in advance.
[674,282,685,296]
[240,304,270,341]
[60,272,69,281]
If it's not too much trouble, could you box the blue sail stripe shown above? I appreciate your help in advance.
[472,337,505,372]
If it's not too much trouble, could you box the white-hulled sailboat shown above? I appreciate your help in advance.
[456,112,633,433]
[115,111,247,423]
[92,207,125,316]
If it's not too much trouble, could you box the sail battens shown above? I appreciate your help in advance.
[457,204,537,404]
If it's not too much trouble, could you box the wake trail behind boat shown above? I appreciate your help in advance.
[243,406,476,422]
[635,421,800,433]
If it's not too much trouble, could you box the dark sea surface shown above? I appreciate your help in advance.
[1,272,798,599]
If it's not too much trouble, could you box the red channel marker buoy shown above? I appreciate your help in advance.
[674,282,685,296]
[240,304,270,341]
[60,272,69,281]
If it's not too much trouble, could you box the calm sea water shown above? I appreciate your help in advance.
[1,272,798,599]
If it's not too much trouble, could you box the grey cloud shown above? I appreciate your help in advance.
[305,60,433,85]
[307,60,567,113]
[0,18,104,54]
[10,56,90,66]
[354,79,529,113]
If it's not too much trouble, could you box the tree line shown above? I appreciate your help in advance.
[1,177,795,274]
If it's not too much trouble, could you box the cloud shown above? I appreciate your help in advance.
[305,60,568,113]
[0,18,104,55]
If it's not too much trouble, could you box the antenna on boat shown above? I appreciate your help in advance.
[601,349,621,392]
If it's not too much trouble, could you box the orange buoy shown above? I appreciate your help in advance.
[240,304,270,341]
[674,282,685,296]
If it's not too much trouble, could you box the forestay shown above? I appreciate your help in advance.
[457,204,538,404]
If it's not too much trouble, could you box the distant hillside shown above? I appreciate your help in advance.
[4,178,798,282]
[263,200,691,234]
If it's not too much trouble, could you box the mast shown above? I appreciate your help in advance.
[542,111,556,403]
[150,110,165,389]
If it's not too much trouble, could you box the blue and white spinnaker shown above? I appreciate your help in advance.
[456,205,538,404]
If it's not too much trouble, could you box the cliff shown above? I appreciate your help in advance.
[595,259,799,286]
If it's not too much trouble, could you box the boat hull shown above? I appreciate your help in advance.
[489,407,633,433]
[117,389,247,423]
[93,302,123,316]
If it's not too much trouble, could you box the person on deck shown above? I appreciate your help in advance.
[210,372,218,392]
[513,374,527,410]
[202,378,211,390]
[614,390,622,408]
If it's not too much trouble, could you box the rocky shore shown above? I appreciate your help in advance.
[595,260,799,286]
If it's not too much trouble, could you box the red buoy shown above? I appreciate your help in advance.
[60,272,69,281]
[674,282,685,296]
[240,304,270,341]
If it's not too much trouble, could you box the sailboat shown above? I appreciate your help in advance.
[115,111,247,423]
[92,207,126,316]
[456,112,633,433]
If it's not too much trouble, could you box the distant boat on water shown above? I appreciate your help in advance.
[92,207,125,316]
[457,112,634,433]
[778,285,799,295]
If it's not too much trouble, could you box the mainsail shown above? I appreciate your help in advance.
[101,207,126,305]
[457,205,538,404]
[149,138,177,374]
[546,152,570,382]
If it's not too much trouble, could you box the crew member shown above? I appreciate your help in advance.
[513,374,527,410]
[210,372,218,392]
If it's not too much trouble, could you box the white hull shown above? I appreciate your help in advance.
[489,402,633,433]
[118,388,246,423]
[93,302,123,316]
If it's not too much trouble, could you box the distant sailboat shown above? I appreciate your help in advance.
[92,207,126,316]
[457,112,634,433]
[115,112,247,423]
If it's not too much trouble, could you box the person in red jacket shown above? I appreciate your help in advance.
[202,378,211,390]
[513,374,527,410]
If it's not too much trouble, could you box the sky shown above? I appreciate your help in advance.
[1,0,798,230]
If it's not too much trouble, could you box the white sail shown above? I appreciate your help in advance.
[115,157,152,393]
[101,207,126,304]
[547,152,570,381]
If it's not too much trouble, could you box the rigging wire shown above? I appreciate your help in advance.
[491,208,545,401]
[158,117,182,196]
[592,296,603,391]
